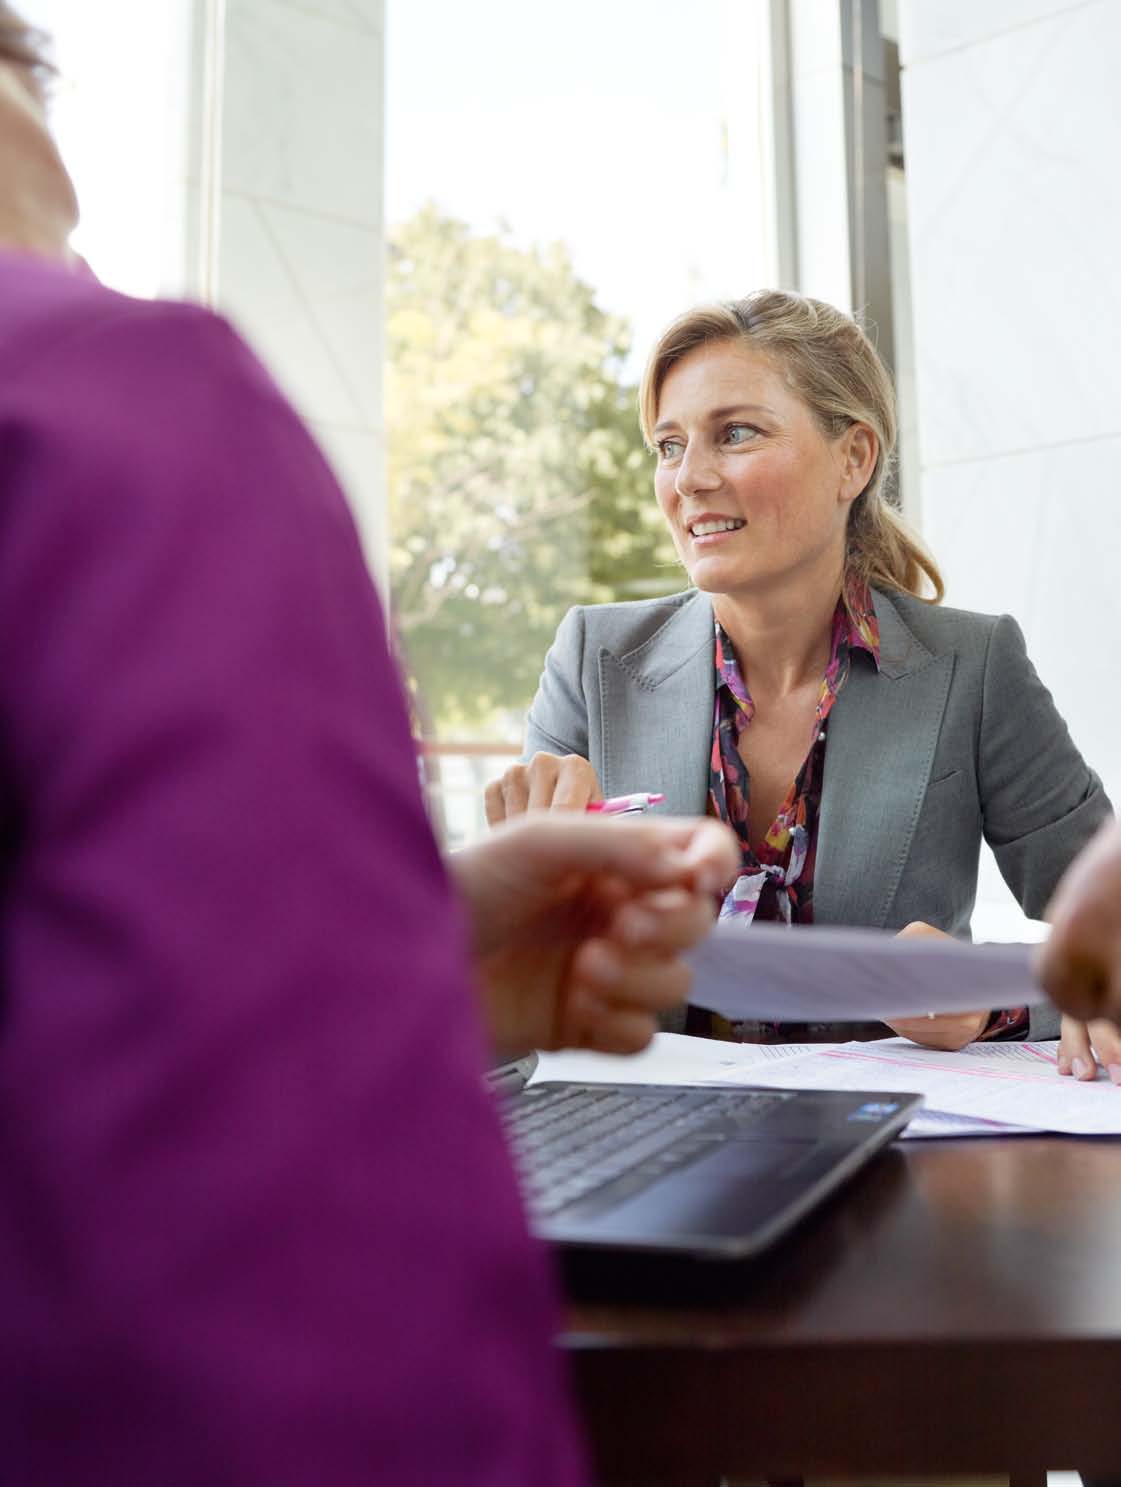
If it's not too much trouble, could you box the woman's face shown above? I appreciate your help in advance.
[0,55,78,259]
[652,339,870,601]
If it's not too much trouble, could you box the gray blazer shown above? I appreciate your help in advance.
[525,587,1113,1040]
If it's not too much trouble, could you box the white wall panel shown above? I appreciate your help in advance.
[903,0,1121,469]
[899,0,1094,65]
[900,0,1121,938]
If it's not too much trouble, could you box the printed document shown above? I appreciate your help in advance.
[739,1036,1121,1136]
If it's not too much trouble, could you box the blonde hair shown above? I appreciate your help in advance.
[639,290,943,603]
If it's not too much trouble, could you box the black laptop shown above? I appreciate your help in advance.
[492,1054,920,1260]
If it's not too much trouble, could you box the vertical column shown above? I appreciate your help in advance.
[783,0,894,360]
[214,0,387,589]
[786,0,852,311]
[842,0,894,365]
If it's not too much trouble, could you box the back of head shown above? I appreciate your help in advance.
[0,3,52,100]
[639,289,943,604]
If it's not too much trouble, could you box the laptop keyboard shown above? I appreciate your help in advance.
[502,1083,788,1219]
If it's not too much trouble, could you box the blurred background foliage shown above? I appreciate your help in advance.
[386,204,681,738]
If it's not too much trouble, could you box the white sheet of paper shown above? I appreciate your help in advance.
[685,921,1043,1022]
[532,1032,827,1089]
[530,1033,1038,1140]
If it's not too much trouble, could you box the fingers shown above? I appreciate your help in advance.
[571,1004,659,1057]
[1089,1019,1121,1084]
[484,753,600,826]
[498,812,738,896]
[548,755,602,811]
[550,939,692,1054]
[572,938,691,1013]
[1059,1016,1121,1084]
[1058,1015,1096,1080]
[605,886,716,956]
[484,768,526,827]
[673,818,741,893]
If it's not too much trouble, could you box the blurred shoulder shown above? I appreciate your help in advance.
[0,250,280,419]
[0,251,349,548]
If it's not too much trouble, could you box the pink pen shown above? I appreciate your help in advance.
[586,792,666,816]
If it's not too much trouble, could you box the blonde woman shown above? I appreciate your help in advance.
[487,291,1111,1049]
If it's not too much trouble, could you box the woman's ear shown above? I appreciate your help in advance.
[839,423,878,505]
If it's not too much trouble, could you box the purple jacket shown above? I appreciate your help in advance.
[0,252,585,1485]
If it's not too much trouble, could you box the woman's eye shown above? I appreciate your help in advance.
[725,424,759,446]
[657,438,684,461]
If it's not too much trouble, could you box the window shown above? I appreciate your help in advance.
[385,0,779,843]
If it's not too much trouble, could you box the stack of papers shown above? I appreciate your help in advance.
[740,1036,1121,1136]
[532,1033,1121,1138]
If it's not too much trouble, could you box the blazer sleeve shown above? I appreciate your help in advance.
[523,605,592,761]
[977,615,1113,1038]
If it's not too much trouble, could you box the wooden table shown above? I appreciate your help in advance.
[562,1138,1121,1486]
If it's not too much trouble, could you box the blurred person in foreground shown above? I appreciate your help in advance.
[1041,819,1121,1080]
[487,291,1111,1055]
[0,9,738,1483]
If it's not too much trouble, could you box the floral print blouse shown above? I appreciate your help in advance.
[687,581,1028,1044]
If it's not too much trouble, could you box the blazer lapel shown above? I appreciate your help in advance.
[596,591,715,817]
[814,590,955,928]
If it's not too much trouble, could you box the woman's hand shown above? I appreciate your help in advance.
[448,812,738,1058]
[1038,818,1121,1025]
[1058,1015,1121,1084]
[484,751,602,825]
[884,920,989,1050]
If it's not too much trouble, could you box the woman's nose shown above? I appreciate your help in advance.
[674,443,720,498]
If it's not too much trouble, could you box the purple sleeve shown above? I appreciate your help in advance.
[0,294,585,1486]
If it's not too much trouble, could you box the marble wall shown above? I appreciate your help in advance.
[215,0,386,588]
[899,0,1121,931]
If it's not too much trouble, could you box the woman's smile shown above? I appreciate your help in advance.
[687,514,748,547]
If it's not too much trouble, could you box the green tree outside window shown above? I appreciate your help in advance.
[387,204,682,741]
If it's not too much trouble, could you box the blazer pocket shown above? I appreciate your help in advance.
[919,767,981,831]
[926,768,963,789]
